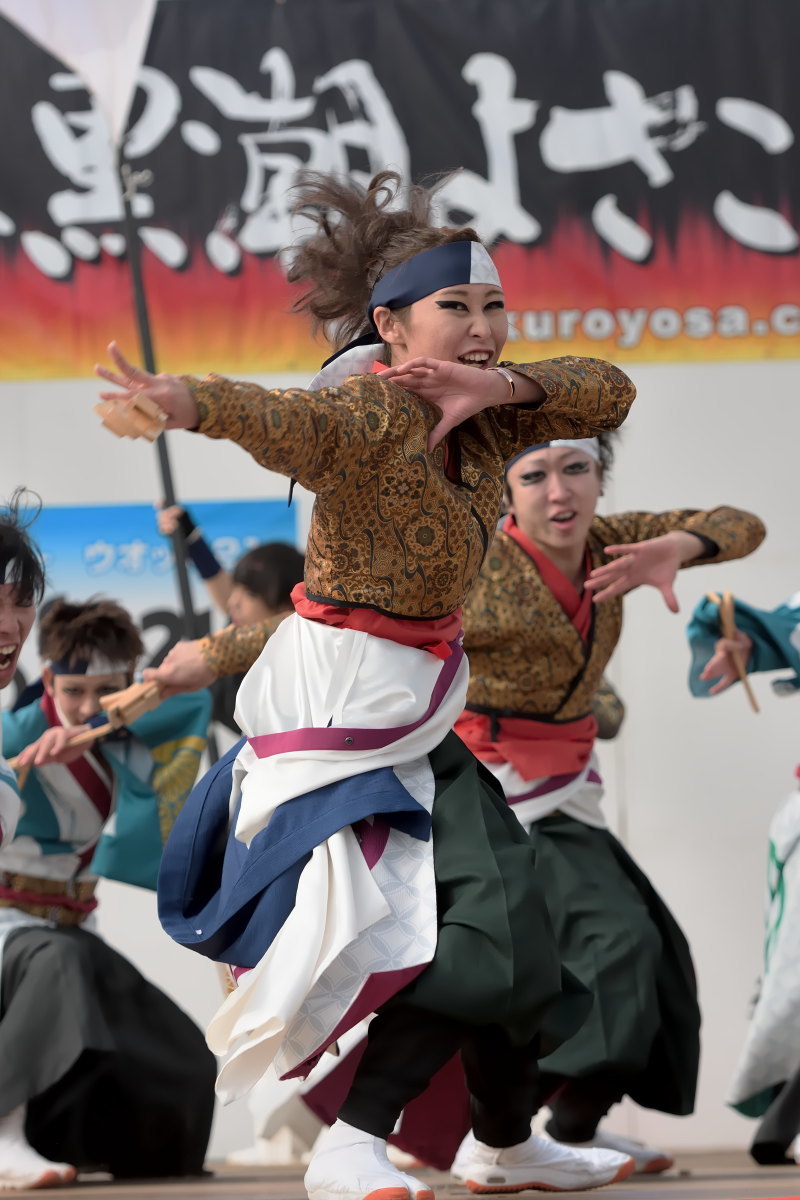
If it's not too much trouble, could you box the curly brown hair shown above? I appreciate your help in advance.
[39,597,144,672]
[287,170,481,350]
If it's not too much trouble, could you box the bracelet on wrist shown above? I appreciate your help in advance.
[488,366,516,399]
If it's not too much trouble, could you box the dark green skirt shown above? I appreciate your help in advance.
[531,813,701,1115]
[398,733,591,1056]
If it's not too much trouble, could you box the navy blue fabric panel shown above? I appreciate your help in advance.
[158,742,431,965]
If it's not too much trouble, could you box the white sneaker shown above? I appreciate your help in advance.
[542,1125,673,1176]
[451,1131,477,1183]
[453,1130,634,1193]
[304,1119,435,1200]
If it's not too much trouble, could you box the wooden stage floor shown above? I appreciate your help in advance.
[8,1153,799,1200]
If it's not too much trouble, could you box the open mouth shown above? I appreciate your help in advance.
[551,511,577,525]
[458,351,492,367]
[0,644,18,673]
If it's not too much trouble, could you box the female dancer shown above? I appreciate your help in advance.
[97,171,635,1200]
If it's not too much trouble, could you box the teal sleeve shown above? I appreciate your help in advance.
[687,595,800,697]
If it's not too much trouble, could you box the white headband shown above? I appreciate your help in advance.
[47,652,132,677]
[506,438,601,470]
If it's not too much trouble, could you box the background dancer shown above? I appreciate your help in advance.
[0,598,215,1190]
[689,591,800,1166]
[0,491,45,848]
[449,436,764,1178]
[156,503,304,733]
[97,169,637,1199]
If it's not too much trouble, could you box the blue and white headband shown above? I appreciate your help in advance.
[310,240,502,390]
[367,240,501,325]
[47,653,132,677]
[506,439,601,472]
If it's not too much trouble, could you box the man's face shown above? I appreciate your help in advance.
[43,669,130,727]
[0,583,35,691]
[505,447,603,555]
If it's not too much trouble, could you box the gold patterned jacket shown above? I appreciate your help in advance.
[186,358,634,621]
[198,614,287,679]
[464,507,766,722]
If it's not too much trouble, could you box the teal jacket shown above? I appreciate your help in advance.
[0,690,211,890]
[687,593,800,698]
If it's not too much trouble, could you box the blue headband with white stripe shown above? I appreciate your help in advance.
[506,439,601,472]
[315,239,502,378]
[367,240,501,327]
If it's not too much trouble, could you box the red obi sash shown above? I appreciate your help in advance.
[455,710,597,780]
[291,583,462,660]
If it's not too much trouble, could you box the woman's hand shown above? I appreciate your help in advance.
[377,359,514,449]
[156,502,183,537]
[16,725,91,767]
[585,531,703,610]
[143,639,215,698]
[95,342,199,430]
[700,631,754,694]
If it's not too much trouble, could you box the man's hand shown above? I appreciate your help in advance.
[143,639,215,698]
[16,725,92,767]
[700,631,754,694]
[585,531,704,611]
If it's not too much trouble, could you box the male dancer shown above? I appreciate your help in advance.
[0,597,215,1190]
[0,492,45,846]
[451,435,764,1175]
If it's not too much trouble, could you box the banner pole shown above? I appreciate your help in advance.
[117,153,220,763]
[117,153,199,642]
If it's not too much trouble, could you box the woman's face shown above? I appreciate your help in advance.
[375,282,508,368]
[505,447,603,556]
[227,585,274,627]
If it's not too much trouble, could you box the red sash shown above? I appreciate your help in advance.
[291,583,461,660]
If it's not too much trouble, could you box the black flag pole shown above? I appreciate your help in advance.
[117,154,199,641]
[117,154,220,762]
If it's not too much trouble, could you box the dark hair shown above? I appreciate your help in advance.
[0,488,46,607]
[504,432,619,505]
[287,170,481,349]
[232,542,305,611]
[596,432,617,475]
[39,597,144,671]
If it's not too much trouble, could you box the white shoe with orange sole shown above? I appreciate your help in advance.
[305,1120,435,1200]
[451,1130,634,1193]
[541,1127,673,1176]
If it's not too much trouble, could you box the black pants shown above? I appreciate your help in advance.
[339,1003,540,1148]
[536,1070,629,1143]
[0,926,216,1177]
[750,1066,800,1165]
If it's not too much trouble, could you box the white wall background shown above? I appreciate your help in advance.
[1,356,798,1158]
